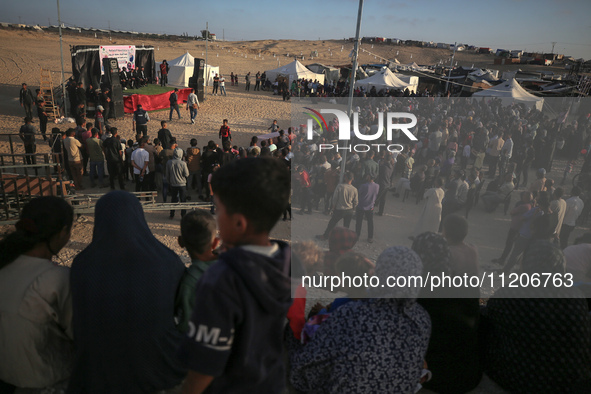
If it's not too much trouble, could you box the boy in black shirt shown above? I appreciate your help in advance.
[178,157,292,393]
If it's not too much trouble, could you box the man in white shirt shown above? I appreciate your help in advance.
[131,137,150,192]
[560,186,585,249]
[186,88,200,125]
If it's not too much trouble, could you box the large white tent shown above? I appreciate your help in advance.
[265,60,324,85]
[354,67,414,93]
[157,52,219,88]
[472,78,544,111]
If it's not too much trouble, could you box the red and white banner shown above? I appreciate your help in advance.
[99,45,136,74]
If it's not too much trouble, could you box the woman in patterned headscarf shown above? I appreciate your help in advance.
[288,246,431,393]
[483,240,591,393]
[412,232,482,393]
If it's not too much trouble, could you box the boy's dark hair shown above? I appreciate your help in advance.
[443,214,468,244]
[91,128,99,137]
[170,137,177,145]
[207,140,216,150]
[161,120,167,127]
[111,127,118,135]
[181,210,217,255]
[190,138,198,147]
[66,128,76,137]
[211,157,290,233]
[344,171,354,182]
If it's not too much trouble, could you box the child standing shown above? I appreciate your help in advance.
[178,157,292,393]
[175,210,219,333]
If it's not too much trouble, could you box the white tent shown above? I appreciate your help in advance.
[354,67,414,93]
[472,78,544,111]
[265,60,325,85]
[157,52,219,87]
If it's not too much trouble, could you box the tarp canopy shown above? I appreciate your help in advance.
[354,67,414,92]
[472,78,544,111]
[265,60,325,85]
[156,52,219,87]
[306,63,340,83]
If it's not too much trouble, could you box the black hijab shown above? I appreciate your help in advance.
[69,191,186,393]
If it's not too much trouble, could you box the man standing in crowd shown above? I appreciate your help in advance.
[18,117,37,165]
[219,119,231,146]
[103,127,125,190]
[167,148,189,219]
[100,87,111,125]
[219,74,227,96]
[169,88,181,121]
[131,137,150,192]
[254,71,261,91]
[560,186,585,249]
[35,89,48,141]
[19,83,35,119]
[158,120,174,150]
[212,73,219,95]
[75,82,86,114]
[316,171,358,240]
[86,129,105,188]
[245,72,251,91]
[160,60,169,87]
[64,128,84,190]
[186,89,200,125]
[356,174,379,243]
[132,104,149,140]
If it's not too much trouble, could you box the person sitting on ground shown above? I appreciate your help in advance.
[481,173,514,213]
[174,210,219,333]
[178,157,292,393]
[68,191,187,393]
[411,231,482,393]
[288,246,431,393]
[0,197,74,392]
[482,240,591,393]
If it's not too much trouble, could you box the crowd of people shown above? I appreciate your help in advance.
[5,76,591,393]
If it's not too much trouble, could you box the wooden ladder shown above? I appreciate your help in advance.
[39,68,60,120]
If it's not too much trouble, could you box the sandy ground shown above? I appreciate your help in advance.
[1,28,589,394]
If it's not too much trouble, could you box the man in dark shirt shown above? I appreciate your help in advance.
[133,104,150,139]
[35,89,48,141]
[19,117,37,165]
[254,71,261,91]
[19,83,35,119]
[212,74,219,95]
[119,68,129,90]
[100,88,112,125]
[103,127,125,190]
[218,119,231,146]
[75,82,86,113]
[158,121,174,150]
[169,88,181,120]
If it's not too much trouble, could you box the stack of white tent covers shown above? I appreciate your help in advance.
[156,52,219,87]
[354,67,415,93]
[265,60,325,85]
[472,78,544,111]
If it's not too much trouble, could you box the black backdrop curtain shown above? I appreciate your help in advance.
[71,45,155,89]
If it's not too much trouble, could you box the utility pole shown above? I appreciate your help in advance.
[551,41,557,55]
[445,42,457,94]
[205,22,209,97]
[57,0,68,117]
[223,28,224,42]
[340,0,364,183]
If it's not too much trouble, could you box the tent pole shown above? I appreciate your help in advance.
[57,0,68,117]
[340,0,364,184]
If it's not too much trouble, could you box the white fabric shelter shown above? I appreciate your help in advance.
[472,78,544,111]
[354,67,414,93]
[157,52,219,87]
[265,60,325,85]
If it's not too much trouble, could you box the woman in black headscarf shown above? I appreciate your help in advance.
[411,232,482,394]
[483,240,591,393]
[69,190,186,393]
